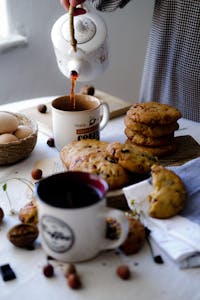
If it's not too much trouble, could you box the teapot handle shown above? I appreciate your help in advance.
[69,5,77,52]
[69,3,91,52]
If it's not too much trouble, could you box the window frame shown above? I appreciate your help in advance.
[0,0,27,53]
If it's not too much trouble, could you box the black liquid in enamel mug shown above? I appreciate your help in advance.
[35,171,129,263]
[36,171,108,209]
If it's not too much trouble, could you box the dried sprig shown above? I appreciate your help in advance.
[0,178,34,215]
[129,199,141,219]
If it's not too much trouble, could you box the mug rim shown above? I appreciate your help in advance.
[51,94,101,112]
[35,171,109,209]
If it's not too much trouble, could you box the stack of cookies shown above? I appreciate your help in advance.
[124,102,182,158]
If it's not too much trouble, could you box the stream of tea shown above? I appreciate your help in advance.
[69,70,79,111]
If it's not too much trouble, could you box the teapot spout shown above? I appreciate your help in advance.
[67,59,81,78]
[67,58,92,81]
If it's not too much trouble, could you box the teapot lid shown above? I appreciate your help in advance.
[61,15,96,44]
[51,12,107,53]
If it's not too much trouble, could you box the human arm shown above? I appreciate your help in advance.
[60,0,131,14]
[90,0,131,11]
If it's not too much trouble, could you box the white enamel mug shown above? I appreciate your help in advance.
[51,94,109,151]
[35,172,129,263]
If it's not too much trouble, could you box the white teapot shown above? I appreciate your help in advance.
[51,9,109,82]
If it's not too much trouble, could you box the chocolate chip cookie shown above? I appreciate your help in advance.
[125,127,174,147]
[60,139,109,169]
[68,152,131,190]
[127,102,182,125]
[106,142,158,173]
[148,165,187,219]
[120,215,146,255]
[126,139,177,158]
[124,115,179,137]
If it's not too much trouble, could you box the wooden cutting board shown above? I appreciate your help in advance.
[159,135,200,166]
[20,90,132,137]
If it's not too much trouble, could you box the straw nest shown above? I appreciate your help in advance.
[0,112,38,165]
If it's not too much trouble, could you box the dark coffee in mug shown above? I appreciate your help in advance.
[52,95,98,112]
[36,171,108,209]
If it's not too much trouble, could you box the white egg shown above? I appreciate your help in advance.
[14,125,33,139]
[0,133,18,144]
[0,112,18,134]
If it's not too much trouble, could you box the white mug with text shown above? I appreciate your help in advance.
[35,171,129,263]
[51,94,109,151]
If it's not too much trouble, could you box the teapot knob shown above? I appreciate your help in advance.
[62,16,96,44]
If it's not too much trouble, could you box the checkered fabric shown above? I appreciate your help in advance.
[90,0,131,11]
[139,0,200,122]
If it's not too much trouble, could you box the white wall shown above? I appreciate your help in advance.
[0,0,154,104]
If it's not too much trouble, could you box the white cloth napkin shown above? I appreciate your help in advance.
[123,157,200,269]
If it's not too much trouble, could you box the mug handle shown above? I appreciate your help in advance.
[100,102,110,130]
[100,207,129,250]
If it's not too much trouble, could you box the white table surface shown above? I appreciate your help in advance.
[1,97,200,300]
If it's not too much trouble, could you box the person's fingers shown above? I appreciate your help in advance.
[60,0,86,15]
[70,0,85,6]
[73,8,86,15]
[60,0,85,9]
[60,0,69,10]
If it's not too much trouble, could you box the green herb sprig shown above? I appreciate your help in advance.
[0,178,34,215]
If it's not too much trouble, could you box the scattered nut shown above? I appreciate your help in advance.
[47,137,55,147]
[43,263,54,278]
[80,85,95,96]
[37,104,47,113]
[64,263,76,278]
[116,265,131,280]
[7,223,39,248]
[67,273,81,289]
[31,168,42,180]
[0,207,4,223]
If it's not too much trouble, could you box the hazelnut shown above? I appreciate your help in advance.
[64,263,76,278]
[31,168,42,180]
[37,104,47,113]
[47,138,55,147]
[0,207,4,223]
[116,265,131,280]
[80,85,95,96]
[67,273,81,289]
[43,263,54,278]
